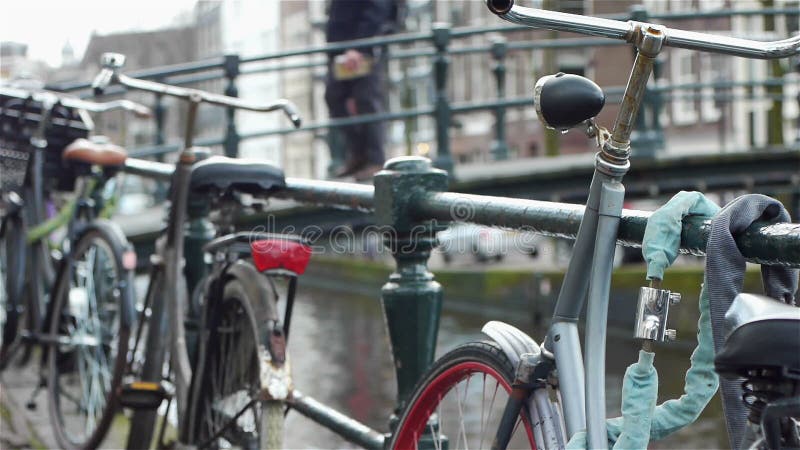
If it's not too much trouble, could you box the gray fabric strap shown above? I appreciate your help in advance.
[706,194,799,449]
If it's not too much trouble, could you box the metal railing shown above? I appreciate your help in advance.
[47,6,800,174]
[124,153,800,448]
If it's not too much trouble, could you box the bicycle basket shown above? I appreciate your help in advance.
[0,88,90,193]
[0,143,29,193]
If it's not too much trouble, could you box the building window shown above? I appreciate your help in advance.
[670,49,698,125]
[700,54,722,122]
[699,0,725,11]
[643,0,668,13]
[669,0,695,12]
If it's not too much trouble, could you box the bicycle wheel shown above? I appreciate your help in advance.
[0,211,30,368]
[47,226,133,450]
[391,341,537,450]
[187,278,281,449]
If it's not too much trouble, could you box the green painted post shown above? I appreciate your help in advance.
[491,37,509,160]
[374,156,447,420]
[432,24,454,174]
[224,54,241,158]
[184,149,215,364]
[326,128,347,178]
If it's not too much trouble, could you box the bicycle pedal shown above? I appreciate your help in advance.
[118,381,172,410]
[25,380,45,410]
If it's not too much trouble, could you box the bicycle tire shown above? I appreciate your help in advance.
[186,277,281,449]
[46,225,134,450]
[390,341,538,450]
[125,268,168,450]
[0,211,29,368]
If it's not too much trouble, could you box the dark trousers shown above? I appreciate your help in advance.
[324,61,386,166]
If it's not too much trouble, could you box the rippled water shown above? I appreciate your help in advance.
[284,286,728,449]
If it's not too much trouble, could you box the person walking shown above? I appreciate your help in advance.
[325,0,395,181]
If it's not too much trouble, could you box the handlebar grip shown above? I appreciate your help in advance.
[92,68,114,96]
[117,100,152,119]
[486,0,514,15]
[284,102,302,128]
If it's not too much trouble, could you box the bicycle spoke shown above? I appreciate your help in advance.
[479,373,487,450]
[454,378,468,450]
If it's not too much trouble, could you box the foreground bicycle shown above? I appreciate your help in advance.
[0,87,148,449]
[390,2,800,449]
[89,53,304,449]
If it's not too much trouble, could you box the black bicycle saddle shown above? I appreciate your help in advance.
[714,293,800,379]
[189,155,286,194]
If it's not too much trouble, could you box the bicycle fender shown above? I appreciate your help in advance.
[74,218,137,329]
[223,261,280,324]
[481,320,540,371]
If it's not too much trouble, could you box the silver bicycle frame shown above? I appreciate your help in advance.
[487,1,799,449]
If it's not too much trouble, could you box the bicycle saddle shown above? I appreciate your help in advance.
[189,155,286,194]
[63,137,127,167]
[534,72,605,131]
[715,293,800,379]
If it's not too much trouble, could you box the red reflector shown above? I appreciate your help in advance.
[250,239,312,275]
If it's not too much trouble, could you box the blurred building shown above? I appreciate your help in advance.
[39,0,800,176]
[0,41,49,84]
[73,26,198,149]
[423,0,799,163]
[251,0,800,175]
[193,1,284,165]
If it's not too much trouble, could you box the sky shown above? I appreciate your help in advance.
[1,0,197,67]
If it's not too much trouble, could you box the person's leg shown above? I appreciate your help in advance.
[325,74,366,176]
[350,63,386,167]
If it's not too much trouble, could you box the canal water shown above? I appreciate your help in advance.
[284,285,728,449]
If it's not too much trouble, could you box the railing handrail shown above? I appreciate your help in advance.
[122,155,800,267]
[46,6,800,93]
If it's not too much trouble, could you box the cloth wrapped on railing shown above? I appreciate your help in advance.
[567,191,721,449]
[705,194,799,449]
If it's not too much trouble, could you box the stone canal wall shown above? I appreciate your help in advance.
[303,255,771,338]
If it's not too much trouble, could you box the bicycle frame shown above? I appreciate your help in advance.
[484,1,800,449]
[0,90,144,356]
[92,54,302,442]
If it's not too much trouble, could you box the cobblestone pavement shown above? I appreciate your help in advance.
[1,362,57,449]
[1,360,129,450]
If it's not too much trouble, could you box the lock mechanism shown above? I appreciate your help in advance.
[634,285,681,342]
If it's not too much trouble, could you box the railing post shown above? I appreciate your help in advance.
[490,36,509,160]
[795,58,800,145]
[651,57,666,152]
[153,88,168,202]
[153,90,166,149]
[326,128,347,178]
[223,54,240,158]
[374,156,447,422]
[432,23,454,174]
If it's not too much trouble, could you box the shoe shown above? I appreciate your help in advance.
[334,159,367,178]
[353,164,383,182]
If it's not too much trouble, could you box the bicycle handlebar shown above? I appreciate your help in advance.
[1,86,152,118]
[486,0,800,59]
[92,53,302,128]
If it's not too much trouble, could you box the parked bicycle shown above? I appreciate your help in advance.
[89,53,307,449]
[0,87,149,449]
[389,2,800,449]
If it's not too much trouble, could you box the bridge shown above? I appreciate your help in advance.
[4,5,800,449]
